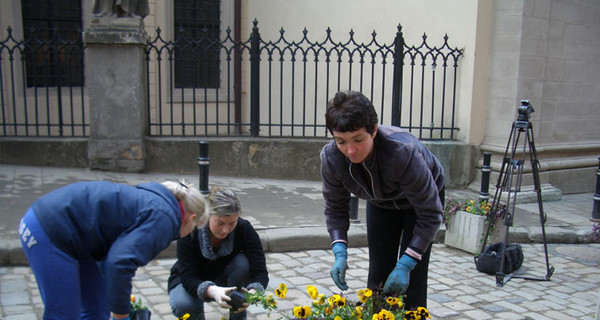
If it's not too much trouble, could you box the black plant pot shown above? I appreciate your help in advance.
[133,308,152,320]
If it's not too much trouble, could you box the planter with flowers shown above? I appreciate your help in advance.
[130,295,152,320]
[443,199,507,254]
[130,294,191,320]
[245,282,431,320]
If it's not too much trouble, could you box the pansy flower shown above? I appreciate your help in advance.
[293,305,312,318]
[306,285,319,299]
[313,293,326,305]
[417,306,431,318]
[274,283,287,299]
[357,288,373,303]
[405,310,418,320]
[386,296,402,307]
[354,306,363,318]
[373,309,395,320]
[266,294,277,307]
[328,294,346,307]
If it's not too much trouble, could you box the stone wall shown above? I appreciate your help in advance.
[0,138,474,188]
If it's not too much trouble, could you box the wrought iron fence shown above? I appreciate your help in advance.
[146,20,464,139]
[0,26,87,137]
[1,21,463,140]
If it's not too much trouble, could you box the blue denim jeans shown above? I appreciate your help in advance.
[19,208,109,320]
[169,253,250,320]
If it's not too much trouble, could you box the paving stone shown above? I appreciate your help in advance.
[2,244,600,319]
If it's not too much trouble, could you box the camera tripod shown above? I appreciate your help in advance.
[480,100,554,287]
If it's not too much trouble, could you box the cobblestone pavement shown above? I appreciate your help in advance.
[2,243,599,320]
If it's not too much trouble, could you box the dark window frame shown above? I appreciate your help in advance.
[174,0,221,89]
[21,0,84,88]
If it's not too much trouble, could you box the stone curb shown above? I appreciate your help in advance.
[3,226,593,267]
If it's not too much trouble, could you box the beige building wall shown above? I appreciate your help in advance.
[483,0,600,193]
[1,0,598,192]
[0,0,490,141]
[243,0,492,143]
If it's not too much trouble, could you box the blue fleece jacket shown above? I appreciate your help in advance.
[32,181,181,314]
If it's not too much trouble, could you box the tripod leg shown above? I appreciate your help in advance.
[480,126,516,255]
[496,158,521,287]
[527,126,555,281]
[495,128,525,287]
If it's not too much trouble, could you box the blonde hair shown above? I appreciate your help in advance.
[207,187,242,217]
[161,179,209,228]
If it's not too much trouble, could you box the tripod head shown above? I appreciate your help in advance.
[517,100,534,122]
[514,100,535,129]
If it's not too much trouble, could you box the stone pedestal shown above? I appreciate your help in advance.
[83,17,148,172]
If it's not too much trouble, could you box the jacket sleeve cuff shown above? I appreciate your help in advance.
[196,281,216,301]
[246,282,265,292]
[329,229,348,245]
[405,246,423,261]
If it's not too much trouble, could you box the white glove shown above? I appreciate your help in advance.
[206,286,236,309]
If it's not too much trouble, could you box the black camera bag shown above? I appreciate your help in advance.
[474,242,524,275]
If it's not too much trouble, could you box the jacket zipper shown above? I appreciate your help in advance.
[348,163,377,199]
[350,162,404,209]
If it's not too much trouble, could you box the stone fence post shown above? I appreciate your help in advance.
[83,16,148,172]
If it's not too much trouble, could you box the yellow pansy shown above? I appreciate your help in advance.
[386,296,402,307]
[274,283,287,299]
[313,293,326,305]
[354,306,363,318]
[266,294,277,307]
[306,285,319,299]
[328,294,346,307]
[417,306,431,318]
[293,305,312,318]
[373,309,395,320]
[357,288,373,303]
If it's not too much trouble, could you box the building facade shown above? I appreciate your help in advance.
[1,0,598,194]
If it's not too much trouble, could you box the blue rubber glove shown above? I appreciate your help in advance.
[330,242,349,290]
[383,254,418,294]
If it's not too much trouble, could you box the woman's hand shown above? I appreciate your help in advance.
[206,285,236,309]
[231,288,254,313]
[111,313,130,320]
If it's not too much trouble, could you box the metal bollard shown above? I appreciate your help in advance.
[479,152,492,202]
[350,193,360,223]
[198,141,210,195]
[592,157,600,222]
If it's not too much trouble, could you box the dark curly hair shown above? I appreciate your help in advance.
[325,91,378,135]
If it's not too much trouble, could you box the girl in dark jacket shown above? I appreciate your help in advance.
[168,188,268,320]
[18,179,210,320]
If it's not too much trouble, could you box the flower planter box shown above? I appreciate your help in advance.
[444,210,506,254]
[133,309,151,320]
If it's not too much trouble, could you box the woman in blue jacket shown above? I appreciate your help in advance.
[18,179,210,320]
[168,188,269,320]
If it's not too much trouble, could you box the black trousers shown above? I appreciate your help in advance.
[365,188,444,310]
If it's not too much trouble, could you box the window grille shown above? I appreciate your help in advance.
[21,0,83,87]
[174,0,221,88]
